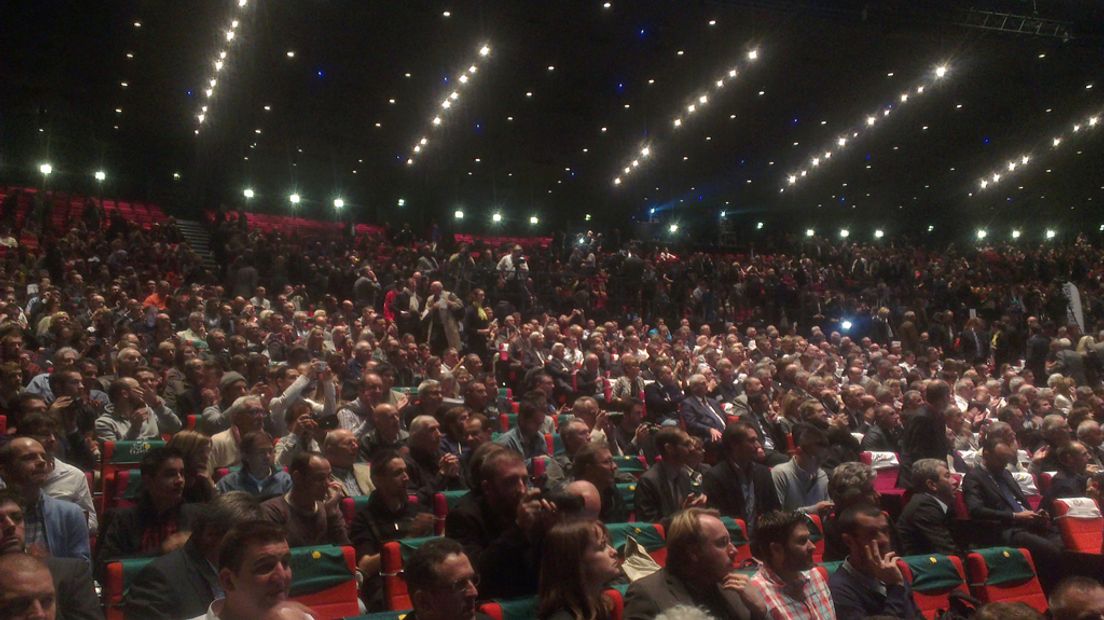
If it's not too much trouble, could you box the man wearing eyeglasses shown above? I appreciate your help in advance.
[403,538,492,620]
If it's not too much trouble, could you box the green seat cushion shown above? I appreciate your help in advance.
[551,434,564,456]
[502,413,518,429]
[612,456,646,475]
[105,440,166,463]
[120,470,142,500]
[607,522,665,552]
[397,536,441,564]
[804,515,824,542]
[903,554,965,593]
[974,547,1036,587]
[719,517,750,546]
[616,482,637,512]
[441,490,469,509]
[116,557,155,594]
[495,597,538,620]
[289,545,353,597]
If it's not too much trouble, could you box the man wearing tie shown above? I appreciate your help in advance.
[679,374,728,454]
[963,434,1065,590]
[635,427,708,523]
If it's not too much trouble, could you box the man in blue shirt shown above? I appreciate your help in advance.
[215,431,291,499]
[494,398,547,463]
[828,503,919,620]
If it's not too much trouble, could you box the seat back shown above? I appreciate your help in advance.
[99,440,164,512]
[288,545,359,619]
[898,554,970,620]
[0,414,6,434]
[719,517,753,566]
[1052,497,1104,553]
[860,451,901,493]
[340,495,372,528]
[612,455,647,479]
[499,413,517,432]
[606,522,667,566]
[804,513,825,563]
[615,482,637,520]
[432,490,470,535]
[102,557,156,620]
[105,469,142,512]
[380,536,440,610]
[966,547,1047,613]
[477,597,537,620]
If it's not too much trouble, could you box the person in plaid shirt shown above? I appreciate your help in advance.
[748,510,836,620]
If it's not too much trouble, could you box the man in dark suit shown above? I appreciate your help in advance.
[644,364,684,423]
[861,404,903,453]
[0,488,102,620]
[1049,341,1088,386]
[963,434,1065,589]
[1041,441,1096,514]
[625,508,755,620]
[737,391,789,466]
[635,428,707,523]
[897,458,959,556]
[898,380,952,490]
[679,373,728,449]
[704,422,779,533]
[125,491,263,620]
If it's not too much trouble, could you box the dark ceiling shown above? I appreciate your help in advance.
[2,0,1102,241]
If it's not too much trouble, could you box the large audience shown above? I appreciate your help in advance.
[0,199,1103,620]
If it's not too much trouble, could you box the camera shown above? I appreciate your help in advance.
[315,414,340,431]
[543,489,584,514]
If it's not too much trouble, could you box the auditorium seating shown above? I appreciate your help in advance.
[432,490,470,535]
[103,545,357,620]
[606,522,666,566]
[611,455,647,479]
[804,513,825,563]
[1052,497,1104,554]
[965,547,1047,613]
[719,516,753,566]
[99,440,165,513]
[897,553,971,620]
[616,481,637,520]
[103,469,142,512]
[381,536,439,610]
[341,495,372,528]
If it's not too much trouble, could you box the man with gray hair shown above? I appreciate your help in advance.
[1049,338,1088,386]
[209,396,266,470]
[897,458,959,555]
[1076,420,1104,468]
[679,373,728,447]
[404,415,464,502]
[125,492,264,620]
[400,379,444,428]
[23,346,80,403]
[1048,577,1104,620]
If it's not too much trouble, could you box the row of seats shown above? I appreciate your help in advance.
[452,233,553,251]
[0,186,167,233]
[207,210,385,243]
[102,544,358,620]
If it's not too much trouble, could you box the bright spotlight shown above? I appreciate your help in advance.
[756,222,764,230]
[668,224,679,234]
[841,320,853,331]
[479,44,491,57]
[747,49,759,60]
[874,229,884,239]
[289,193,301,205]
[1046,229,1056,239]
[333,198,345,209]
[243,188,255,199]
[1010,229,1021,239]
[928,225,935,232]
[934,65,948,78]
[529,215,539,225]
[94,170,106,182]
[839,228,850,238]
[976,229,987,240]
[492,212,502,223]
[39,163,53,176]
[805,228,815,237]
[454,209,464,220]
[397,198,406,207]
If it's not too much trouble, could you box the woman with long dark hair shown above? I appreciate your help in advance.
[538,519,621,620]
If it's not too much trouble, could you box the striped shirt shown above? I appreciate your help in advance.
[749,564,836,620]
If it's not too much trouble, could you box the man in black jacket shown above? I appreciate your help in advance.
[898,380,952,490]
[635,428,708,524]
[963,434,1065,589]
[1041,441,1098,514]
[897,458,959,556]
[643,365,684,423]
[124,491,263,620]
[0,489,102,620]
[443,448,554,599]
[704,422,779,534]
[861,404,903,453]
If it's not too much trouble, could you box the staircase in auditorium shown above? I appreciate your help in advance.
[175,219,219,272]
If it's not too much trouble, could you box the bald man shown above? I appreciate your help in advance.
[564,480,602,520]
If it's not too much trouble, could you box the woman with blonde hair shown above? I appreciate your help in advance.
[538,519,621,620]
[166,429,215,503]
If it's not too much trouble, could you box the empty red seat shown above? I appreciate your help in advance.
[1052,497,1103,554]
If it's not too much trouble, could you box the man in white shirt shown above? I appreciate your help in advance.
[189,520,298,620]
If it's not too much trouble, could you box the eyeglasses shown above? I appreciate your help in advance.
[435,574,479,594]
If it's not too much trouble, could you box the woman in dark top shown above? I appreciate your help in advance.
[538,519,621,620]
[462,288,491,362]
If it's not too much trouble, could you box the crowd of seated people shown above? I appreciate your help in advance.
[0,199,1104,618]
